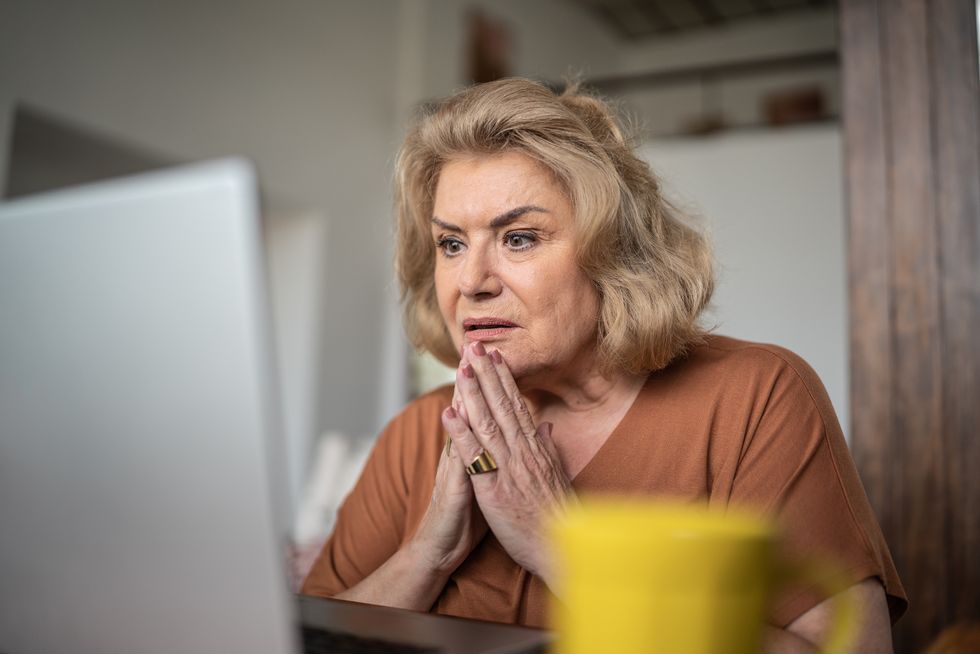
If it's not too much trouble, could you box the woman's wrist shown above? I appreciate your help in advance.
[761,626,817,654]
[336,541,453,611]
[403,534,460,579]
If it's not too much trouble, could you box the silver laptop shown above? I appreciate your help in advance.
[0,160,550,654]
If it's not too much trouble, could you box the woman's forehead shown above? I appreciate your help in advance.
[432,152,569,222]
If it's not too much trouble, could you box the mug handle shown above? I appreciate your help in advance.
[778,560,859,654]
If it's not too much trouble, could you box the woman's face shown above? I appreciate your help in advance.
[431,151,600,381]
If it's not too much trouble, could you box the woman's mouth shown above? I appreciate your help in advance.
[462,318,518,341]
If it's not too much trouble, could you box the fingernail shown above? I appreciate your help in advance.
[462,363,475,378]
[489,349,502,364]
[446,406,457,419]
[472,341,486,357]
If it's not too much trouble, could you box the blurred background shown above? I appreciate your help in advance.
[0,0,847,536]
[2,2,976,651]
[0,0,847,553]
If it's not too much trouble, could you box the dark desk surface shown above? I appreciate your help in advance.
[296,594,552,654]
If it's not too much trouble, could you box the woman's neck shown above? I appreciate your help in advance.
[516,357,648,480]
[516,352,647,423]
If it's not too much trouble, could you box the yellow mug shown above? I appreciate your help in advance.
[551,500,857,654]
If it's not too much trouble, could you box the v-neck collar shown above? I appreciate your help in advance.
[568,373,653,487]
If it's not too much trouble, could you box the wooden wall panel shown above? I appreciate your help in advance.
[841,0,980,651]
[931,0,980,627]
[841,0,892,522]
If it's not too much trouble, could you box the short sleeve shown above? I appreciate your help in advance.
[300,418,412,597]
[726,347,907,627]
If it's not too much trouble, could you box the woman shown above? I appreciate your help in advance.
[303,78,906,651]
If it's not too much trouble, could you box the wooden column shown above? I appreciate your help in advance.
[840,0,980,651]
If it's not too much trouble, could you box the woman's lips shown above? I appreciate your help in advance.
[463,326,517,342]
[462,318,518,342]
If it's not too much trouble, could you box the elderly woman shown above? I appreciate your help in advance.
[302,78,906,651]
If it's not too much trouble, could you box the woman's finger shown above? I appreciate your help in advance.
[451,350,470,426]
[442,403,502,484]
[462,342,525,448]
[486,348,537,437]
[435,414,471,493]
[455,357,510,464]
[535,421,562,463]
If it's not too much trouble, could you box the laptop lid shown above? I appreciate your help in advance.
[0,160,297,654]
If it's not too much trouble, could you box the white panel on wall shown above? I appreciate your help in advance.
[263,210,328,521]
[640,124,850,440]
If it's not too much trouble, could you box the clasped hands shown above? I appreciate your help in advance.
[412,340,574,591]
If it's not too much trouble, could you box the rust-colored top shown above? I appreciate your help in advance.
[302,335,907,627]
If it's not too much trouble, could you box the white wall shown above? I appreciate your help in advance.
[263,209,329,517]
[641,125,849,437]
[0,0,402,517]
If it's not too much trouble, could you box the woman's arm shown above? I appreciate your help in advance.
[763,578,893,654]
[720,347,906,630]
[332,540,452,610]
[328,389,487,611]
[302,386,486,611]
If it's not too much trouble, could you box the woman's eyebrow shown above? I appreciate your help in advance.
[430,216,462,233]
[431,205,549,232]
[490,205,549,228]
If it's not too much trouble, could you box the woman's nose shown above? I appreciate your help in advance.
[458,248,502,298]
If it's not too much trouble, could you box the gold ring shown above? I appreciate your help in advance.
[465,450,498,475]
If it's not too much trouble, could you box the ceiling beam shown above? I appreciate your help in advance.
[687,0,725,25]
[639,0,677,33]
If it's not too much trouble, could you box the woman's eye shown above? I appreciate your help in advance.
[437,237,464,257]
[505,232,535,251]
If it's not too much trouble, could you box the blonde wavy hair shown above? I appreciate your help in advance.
[395,77,714,375]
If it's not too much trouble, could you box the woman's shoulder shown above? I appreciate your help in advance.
[679,334,824,386]
[648,334,834,421]
[694,333,811,364]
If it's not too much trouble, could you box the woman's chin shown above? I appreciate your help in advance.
[494,352,533,380]
[506,359,550,386]
[482,346,552,384]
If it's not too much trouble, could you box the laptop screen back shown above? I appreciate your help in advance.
[0,160,297,654]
